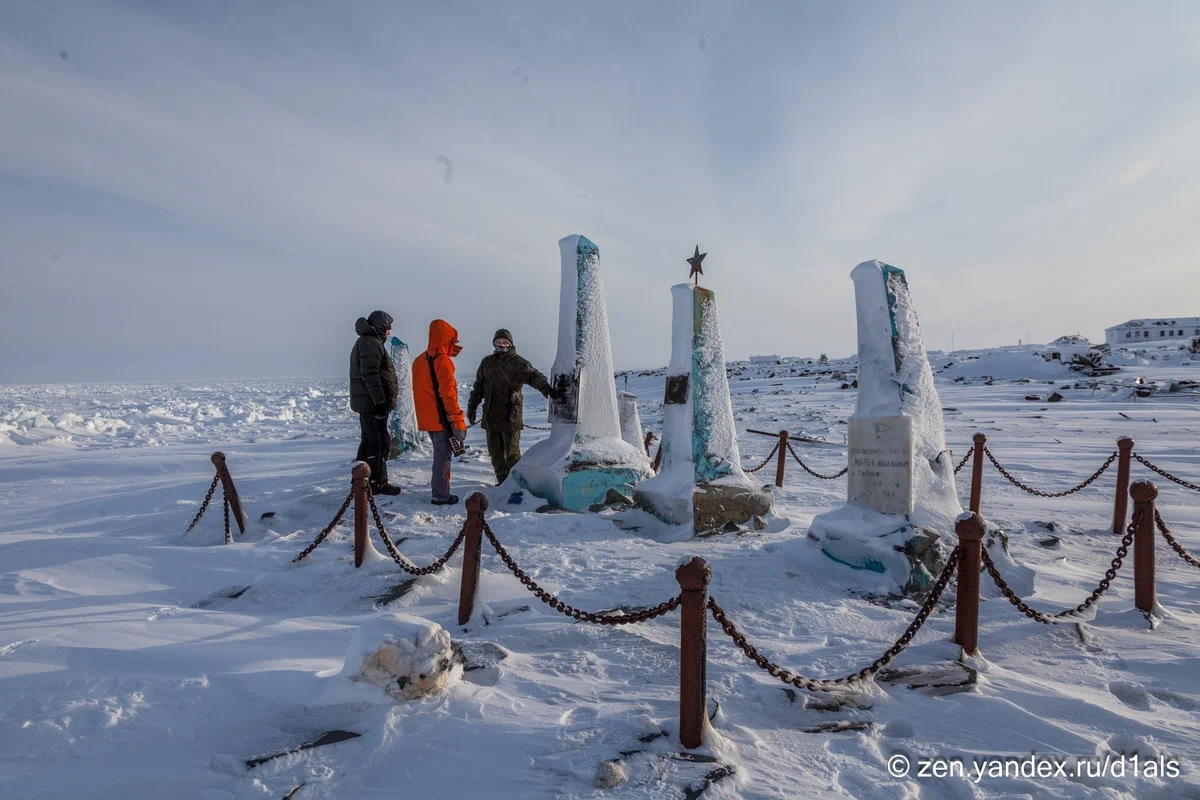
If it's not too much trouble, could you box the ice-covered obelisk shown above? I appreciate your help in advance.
[509,235,653,510]
[808,260,959,594]
[388,336,426,458]
[634,251,772,533]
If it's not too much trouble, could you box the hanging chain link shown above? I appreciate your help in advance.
[1133,454,1200,494]
[1155,510,1200,569]
[292,486,355,562]
[368,492,465,575]
[742,442,780,474]
[186,472,221,533]
[954,449,973,475]
[482,521,681,624]
[981,511,1138,623]
[523,423,552,431]
[983,447,1117,498]
[223,495,232,545]
[707,547,959,692]
[787,443,848,480]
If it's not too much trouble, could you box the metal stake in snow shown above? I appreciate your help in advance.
[457,493,487,626]
[1131,480,1157,614]
[676,556,711,749]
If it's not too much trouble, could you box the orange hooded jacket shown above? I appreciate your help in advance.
[412,319,466,432]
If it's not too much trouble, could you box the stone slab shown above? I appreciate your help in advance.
[847,416,913,515]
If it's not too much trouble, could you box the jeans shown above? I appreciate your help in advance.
[429,429,466,499]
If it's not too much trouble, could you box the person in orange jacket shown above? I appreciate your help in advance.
[412,319,467,505]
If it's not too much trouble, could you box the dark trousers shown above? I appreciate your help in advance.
[356,411,390,487]
[486,428,522,484]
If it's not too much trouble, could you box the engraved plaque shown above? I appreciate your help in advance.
[847,416,913,515]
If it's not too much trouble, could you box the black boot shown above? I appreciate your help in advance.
[430,494,459,506]
[372,483,403,496]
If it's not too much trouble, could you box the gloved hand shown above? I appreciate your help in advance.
[454,428,467,443]
[467,408,477,426]
[373,402,389,420]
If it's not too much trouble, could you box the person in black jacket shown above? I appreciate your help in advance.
[349,310,402,495]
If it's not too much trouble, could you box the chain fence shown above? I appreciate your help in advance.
[954,449,973,475]
[292,487,355,562]
[482,521,681,624]
[368,493,465,575]
[1133,454,1200,494]
[983,447,1117,498]
[787,443,848,480]
[981,512,1138,623]
[223,497,232,545]
[742,442,780,474]
[1155,510,1200,569]
[186,473,221,533]
[706,547,960,692]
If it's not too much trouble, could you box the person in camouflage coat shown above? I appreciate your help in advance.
[467,328,553,484]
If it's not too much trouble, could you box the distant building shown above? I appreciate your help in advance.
[1106,317,1200,348]
[749,354,780,364]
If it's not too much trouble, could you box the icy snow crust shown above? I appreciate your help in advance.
[3,351,1200,798]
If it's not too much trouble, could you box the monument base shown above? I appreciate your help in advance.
[633,476,773,534]
[808,504,948,596]
[693,483,772,534]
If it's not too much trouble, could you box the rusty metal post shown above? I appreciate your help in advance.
[643,431,655,456]
[968,433,986,514]
[211,451,247,536]
[652,441,664,473]
[1112,437,1134,535]
[1131,480,1157,614]
[458,493,488,625]
[353,462,370,568]
[953,512,985,655]
[676,556,711,750]
[774,430,789,488]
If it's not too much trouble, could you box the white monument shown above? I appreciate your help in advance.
[808,260,960,594]
[509,236,653,509]
[618,391,645,452]
[633,280,772,533]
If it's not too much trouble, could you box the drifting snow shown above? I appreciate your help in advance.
[2,355,1200,798]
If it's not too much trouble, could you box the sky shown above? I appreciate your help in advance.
[2,1,1199,383]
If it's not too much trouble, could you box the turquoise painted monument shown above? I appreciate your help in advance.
[634,281,772,533]
[509,235,652,510]
[807,260,961,594]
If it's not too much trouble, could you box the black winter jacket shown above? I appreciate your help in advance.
[349,318,398,413]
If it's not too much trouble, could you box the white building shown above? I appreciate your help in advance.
[1105,317,1200,348]
[749,354,780,364]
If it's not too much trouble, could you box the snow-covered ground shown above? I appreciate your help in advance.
[3,346,1200,799]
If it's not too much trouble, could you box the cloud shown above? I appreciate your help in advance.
[2,1,1200,381]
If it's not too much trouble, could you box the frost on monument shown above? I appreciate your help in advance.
[633,283,772,533]
[509,235,652,510]
[807,260,960,594]
[389,336,426,457]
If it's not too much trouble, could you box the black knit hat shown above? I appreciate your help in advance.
[493,328,513,344]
